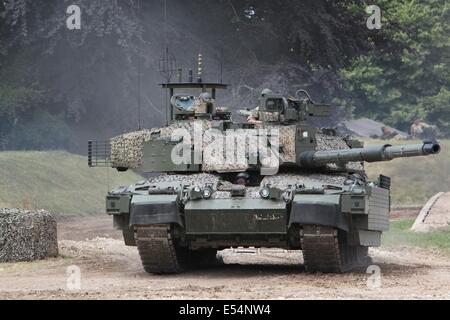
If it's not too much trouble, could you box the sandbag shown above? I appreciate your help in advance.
[0,209,59,262]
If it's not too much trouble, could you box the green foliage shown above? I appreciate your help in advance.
[1,0,449,148]
[4,111,72,150]
[0,0,143,150]
[0,85,43,116]
[0,80,46,148]
[0,55,68,150]
[382,219,450,252]
[0,85,43,143]
[1,0,372,150]
[340,0,450,134]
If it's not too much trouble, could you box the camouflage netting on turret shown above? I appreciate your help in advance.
[267,125,296,163]
[110,122,363,172]
[110,121,213,169]
[0,209,59,262]
[316,132,364,171]
[111,129,156,169]
[202,129,250,173]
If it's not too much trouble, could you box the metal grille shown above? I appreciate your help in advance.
[88,141,111,167]
[378,174,391,190]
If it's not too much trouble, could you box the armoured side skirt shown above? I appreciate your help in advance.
[289,202,350,231]
[130,194,183,226]
[289,194,350,231]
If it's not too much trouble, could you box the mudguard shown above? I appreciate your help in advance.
[130,194,183,226]
[289,194,350,231]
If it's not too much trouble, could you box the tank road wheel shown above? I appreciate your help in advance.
[135,225,188,274]
[300,225,370,273]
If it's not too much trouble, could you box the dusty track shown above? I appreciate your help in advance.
[0,215,449,300]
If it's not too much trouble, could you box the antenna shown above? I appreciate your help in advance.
[220,46,224,84]
[197,52,203,83]
[158,0,177,124]
[158,47,176,83]
[135,0,143,130]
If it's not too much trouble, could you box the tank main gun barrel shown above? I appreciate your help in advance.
[299,141,441,168]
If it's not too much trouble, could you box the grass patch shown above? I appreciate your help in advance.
[364,139,450,206]
[59,254,74,260]
[0,151,142,215]
[382,219,450,252]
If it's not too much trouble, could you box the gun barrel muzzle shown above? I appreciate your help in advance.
[422,142,441,155]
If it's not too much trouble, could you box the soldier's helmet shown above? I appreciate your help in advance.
[199,92,213,102]
[261,88,274,97]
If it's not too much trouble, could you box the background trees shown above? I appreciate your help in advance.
[0,0,142,150]
[340,0,450,133]
[0,0,448,151]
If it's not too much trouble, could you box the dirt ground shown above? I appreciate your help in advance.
[0,214,449,300]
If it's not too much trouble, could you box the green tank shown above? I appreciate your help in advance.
[89,83,441,273]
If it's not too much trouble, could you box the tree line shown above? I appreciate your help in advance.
[0,0,448,151]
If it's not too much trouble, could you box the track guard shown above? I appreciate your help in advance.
[289,194,350,231]
[130,194,183,226]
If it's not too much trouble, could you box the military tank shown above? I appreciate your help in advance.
[89,81,441,273]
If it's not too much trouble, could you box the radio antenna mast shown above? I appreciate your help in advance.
[137,0,142,130]
[220,46,224,84]
[158,0,176,125]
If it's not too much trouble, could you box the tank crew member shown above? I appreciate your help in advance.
[194,92,214,114]
[246,88,274,124]
[380,126,407,140]
[410,119,438,140]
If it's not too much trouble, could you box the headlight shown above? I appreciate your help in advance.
[190,186,203,200]
[259,187,270,199]
[202,188,212,199]
[259,186,284,200]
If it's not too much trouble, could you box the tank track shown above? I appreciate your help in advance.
[300,225,371,273]
[135,225,186,274]
[135,224,367,274]
[300,225,345,273]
